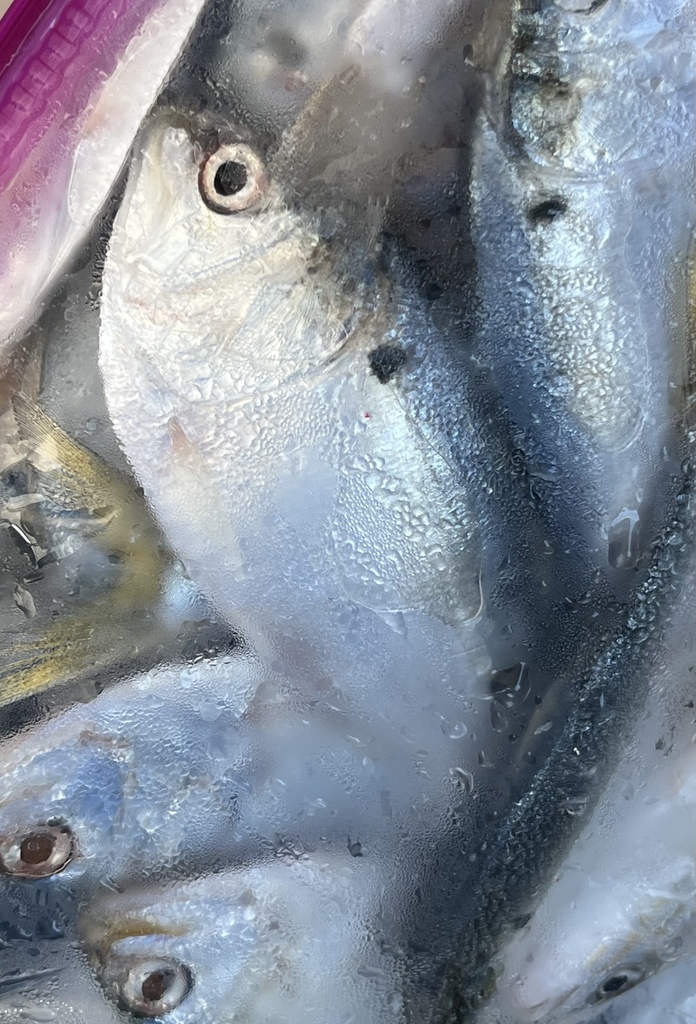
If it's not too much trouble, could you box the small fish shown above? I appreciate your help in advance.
[0,0,209,356]
[80,858,398,1023]
[498,732,696,1022]
[0,643,485,889]
[98,106,486,692]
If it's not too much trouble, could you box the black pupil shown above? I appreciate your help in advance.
[142,969,173,1003]
[214,161,248,197]
[602,974,629,994]
[20,832,55,865]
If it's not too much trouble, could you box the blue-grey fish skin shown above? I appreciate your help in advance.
[469,0,696,582]
[0,647,488,891]
[401,0,696,1014]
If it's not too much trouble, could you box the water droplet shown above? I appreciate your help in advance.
[478,750,494,768]
[533,721,553,735]
[563,796,588,816]
[489,702,508,732]
[449,767,475,794]
[441,719,468,739]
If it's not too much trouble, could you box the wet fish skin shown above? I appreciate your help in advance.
[0,645,487,890]
[81,858,402,1024]
[498,738,696,1021]
[467,0,696,581]
[99,113,486,701]
[0,656,259,885]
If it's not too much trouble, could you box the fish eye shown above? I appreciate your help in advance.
[199,142,268,214]
[0,823,76,878]
[103,956,192,1017]
[593,965,646,1002]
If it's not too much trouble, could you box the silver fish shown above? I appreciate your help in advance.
[466,0,696,577]
[81,857,399,1023]
[498,732,696,1021]
[97,103,489,702]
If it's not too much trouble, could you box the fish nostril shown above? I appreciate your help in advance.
[0,823,76,877]
[214,161,248,198]
[593,965,646,1002]
[527,197,568,225]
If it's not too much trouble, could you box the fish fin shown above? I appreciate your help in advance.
[11,393,123,516]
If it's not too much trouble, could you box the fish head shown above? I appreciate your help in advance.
[0,659,259,885]
[102,113,369,408]
[0,722,130,883]
[81,858,400,1023]
[100,107,482,641]
[499,743,696,1021]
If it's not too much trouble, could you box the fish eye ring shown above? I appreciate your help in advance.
[593,965,646,1002]
[103,956,192,1017]
[199,142,267,214]
[0,823,76,878]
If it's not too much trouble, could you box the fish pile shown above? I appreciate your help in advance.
[0,0,695,1021]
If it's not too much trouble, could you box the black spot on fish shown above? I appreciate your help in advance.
[528,197,567,224]
[368,344,407,384]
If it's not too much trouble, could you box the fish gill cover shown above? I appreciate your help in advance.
[0,0,695,1023]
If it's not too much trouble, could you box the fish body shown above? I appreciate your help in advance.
[99,113,487,707]
[0,0,209,356]
[467,0,696,580]
[0,647,488,889]
[495,531,696,1024]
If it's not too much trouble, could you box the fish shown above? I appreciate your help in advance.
[419,0,696,1008]
[497,730,696,1022]
[0,640,488,890]
[0,0,210,357]
[465,0,696,581]
[492,525,696,1024]
[97,101,490,697]
[79,858,399,1023]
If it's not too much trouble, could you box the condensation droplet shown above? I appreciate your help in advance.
[449,767,475,794]
[489,702,508,732]
[441,719,468,739]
